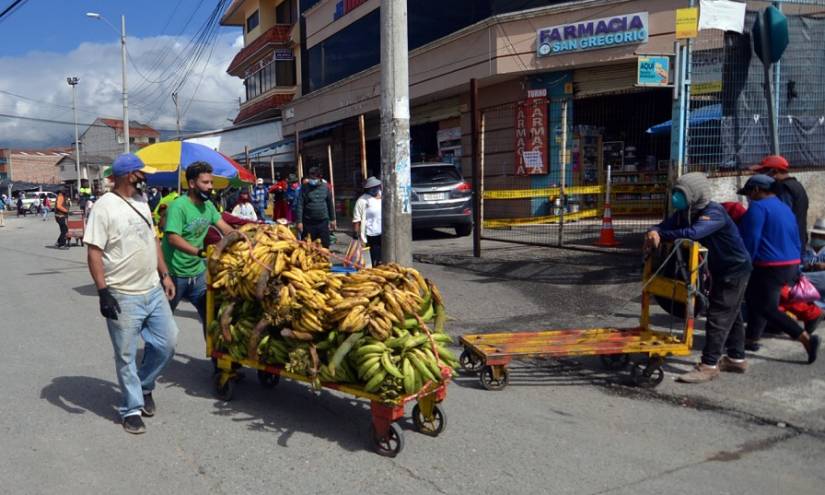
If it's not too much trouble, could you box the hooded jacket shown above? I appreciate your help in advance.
[651,173,751,277]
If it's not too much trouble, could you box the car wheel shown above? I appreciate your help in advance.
[454,224,472,237]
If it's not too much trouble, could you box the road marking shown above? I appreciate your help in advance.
[762,379,825,413]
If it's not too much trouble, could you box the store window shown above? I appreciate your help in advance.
[276,59,296,86]
[276,0,294,24]
[246,10,259,32]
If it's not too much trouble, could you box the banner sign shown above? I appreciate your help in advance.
[676,7,699,39]
[537,12,648,57]
[514,97,548,176]
[637,55,671,86]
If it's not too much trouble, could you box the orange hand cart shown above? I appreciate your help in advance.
[66,212,85,246]
[459,240,703,390]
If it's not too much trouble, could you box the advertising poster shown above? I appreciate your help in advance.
[514,97,548,176]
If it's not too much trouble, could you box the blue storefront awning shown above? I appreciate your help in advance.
[646,104,722,135]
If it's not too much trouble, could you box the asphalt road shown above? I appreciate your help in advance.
[2,216,824,494]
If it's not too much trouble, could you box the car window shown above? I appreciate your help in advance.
[411,166,461,185]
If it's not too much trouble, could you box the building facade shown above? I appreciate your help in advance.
[221,0,300,125]
[3,148,67,184]
[78,118,160,189]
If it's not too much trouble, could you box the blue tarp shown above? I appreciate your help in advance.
[646,104,722,135]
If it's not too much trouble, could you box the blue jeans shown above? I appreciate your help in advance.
[170,272,207,332]
[106,286,179,419]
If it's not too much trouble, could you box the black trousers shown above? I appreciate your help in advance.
[746,265,803,341]
[702,271,750,365]
[366,235,382,266]
[55,215,68,246]
[303,221,330,248]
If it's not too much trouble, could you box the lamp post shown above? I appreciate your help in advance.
[86,12,129,154]
[66,77,82,195]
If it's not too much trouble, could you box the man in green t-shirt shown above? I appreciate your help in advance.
[162,162,233,331]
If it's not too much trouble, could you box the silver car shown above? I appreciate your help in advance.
[411,162,473,237]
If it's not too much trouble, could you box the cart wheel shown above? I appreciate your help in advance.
[257,370,279,389]
[459,349,482,373]
[412,403,447,437]
[371,422,404,457]
[479,365,509,391]
[600,354,631,371]
[631,362,665,389]
[214,373,236,401]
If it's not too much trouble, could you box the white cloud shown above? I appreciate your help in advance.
[0,32,244,148]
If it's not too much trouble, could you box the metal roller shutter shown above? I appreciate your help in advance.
[573,62,639,98]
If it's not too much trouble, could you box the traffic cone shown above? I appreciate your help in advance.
[595,202,620,247]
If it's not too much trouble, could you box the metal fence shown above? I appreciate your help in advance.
[479,90,672,250]
[687,3,825,173]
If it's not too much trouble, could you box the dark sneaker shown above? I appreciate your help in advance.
[719,356,748,373]
[676,363,720,383]
[745,340,761,352]
[807,335,820,365]
[805,314,823,335]
[141,393,155,417]
[122,414,146,434]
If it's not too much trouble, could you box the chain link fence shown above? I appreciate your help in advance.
[688,2,825,173]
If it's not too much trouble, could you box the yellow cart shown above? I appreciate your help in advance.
[459,240,703,390]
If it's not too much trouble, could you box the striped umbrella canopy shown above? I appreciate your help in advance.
[135,141,246,189]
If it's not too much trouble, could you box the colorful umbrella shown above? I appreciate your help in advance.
[135,141,246,189]
[219,152,256,187]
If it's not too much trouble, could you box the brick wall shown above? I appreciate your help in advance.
[9,152,62,183]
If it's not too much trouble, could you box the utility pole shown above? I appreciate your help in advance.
[120,15,129,153]
[67,77,82,195]
[380,0,412,265]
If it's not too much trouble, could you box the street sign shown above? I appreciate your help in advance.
[637,55,671,86]
[753,5,789,65]
[675,7,699,39]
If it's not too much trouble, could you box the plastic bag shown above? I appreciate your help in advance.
[789,275,822,303]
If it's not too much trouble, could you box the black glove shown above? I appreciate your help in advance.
[197,248,207,258]
[98,287,121,320]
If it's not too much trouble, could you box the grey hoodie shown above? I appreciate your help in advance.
[674,172,711,210]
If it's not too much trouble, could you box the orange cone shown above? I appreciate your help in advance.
[595,202,620,247]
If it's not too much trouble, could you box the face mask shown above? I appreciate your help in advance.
[811,239,825,251]
[197,189,212,201]
[132,175,146,192]
[671,190,689,211]
[367,187,380,197]
[308,179,320,186]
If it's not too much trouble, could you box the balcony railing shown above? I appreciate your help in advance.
[228,24,292,76]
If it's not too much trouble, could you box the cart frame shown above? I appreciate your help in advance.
[459,240,702,390]
[66,212,85,246]
[205,273,449,457]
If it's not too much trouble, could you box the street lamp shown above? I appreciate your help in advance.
[86,12,129,154]
[66,77,82,195]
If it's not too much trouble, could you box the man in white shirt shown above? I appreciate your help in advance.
[352,176,382,265]
[83,153,178,435]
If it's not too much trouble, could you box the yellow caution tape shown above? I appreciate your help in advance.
[483,209,599,229]
[483,183,665,200]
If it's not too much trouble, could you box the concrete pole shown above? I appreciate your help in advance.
[172,92,181,139]
[120,15,129,154]
[380,0,412,265]
[470,79,481,257]
[68,77,81,195]
[358,114,367,179]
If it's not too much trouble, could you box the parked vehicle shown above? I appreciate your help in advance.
[20,191,57,213]
[411,162,473,237]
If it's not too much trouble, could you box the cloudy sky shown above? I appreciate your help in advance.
[0,0,244,149]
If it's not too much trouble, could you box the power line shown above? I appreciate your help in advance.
[0,0,28,24]
[0,111,207,133]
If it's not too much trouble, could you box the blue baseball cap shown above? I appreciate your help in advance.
[111,153,157,177]
[737,174,774,195]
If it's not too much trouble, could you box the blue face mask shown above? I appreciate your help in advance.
[811,238,825,251]
[308,179,320,186]
[367,187,380,197]
[671,190,689,211]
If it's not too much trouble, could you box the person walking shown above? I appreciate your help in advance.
[752,155,809,254]
[269,172,289,221]
[352,176,383,265]
[645,172,752,383]
[251,178,269,221]
[162,162,234,331]
[738,174,820,363]
[83,153,178,434]
[42,195,51,221]
[230,191,258,221]
[147,187,161,212]
[54,189,69,248]
[0,195,5,227]
[295,166,336,248]
[285,173,299,223]
[16,195,24,217]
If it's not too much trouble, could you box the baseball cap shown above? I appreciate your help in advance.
[112,153,156,177]
[737,174,775,195]
[751,155,789,172]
